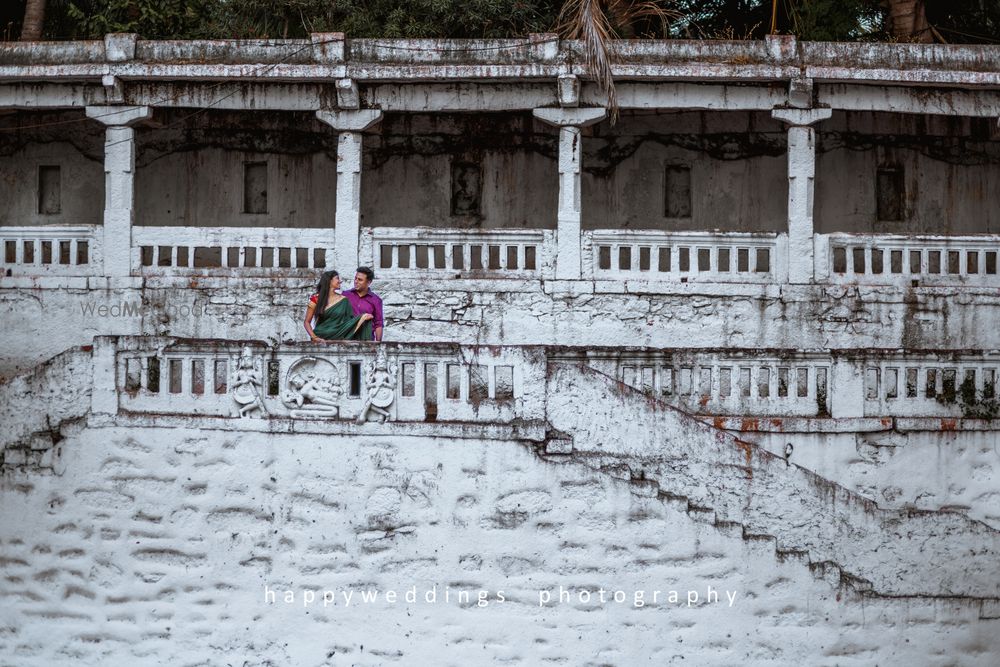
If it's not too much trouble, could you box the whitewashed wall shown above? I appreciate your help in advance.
[748,429,1000,531]
[1,424,997,665]
[5,281,1000,379]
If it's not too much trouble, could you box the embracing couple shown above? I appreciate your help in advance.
[304,266,384,342]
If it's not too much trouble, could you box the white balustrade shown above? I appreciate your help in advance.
[604,350,1000,419]
[114,340,540,424]
[860,357,1000,418]
[361,226,555,278]
[585,230,788,283]
[0,225,102,276]
[601,353,829,417]
[104,339,1000,422]
[131,226,334,274]
[819,233,1000,286]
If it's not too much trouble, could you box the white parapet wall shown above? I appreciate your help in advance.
[818,233,1000,286]
[109,337,546,425]
[0,225,103,277]
[131,226,335,276]
[584,230,788,284]
[360,226,556,280]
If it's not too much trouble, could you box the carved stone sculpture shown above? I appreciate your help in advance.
[281,357,342,418]
[356,347,398,424]
[232,346,267,418]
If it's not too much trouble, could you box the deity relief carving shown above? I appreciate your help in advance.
[357,347,399,424]
[232,347,267,418]
[281,357,342,418]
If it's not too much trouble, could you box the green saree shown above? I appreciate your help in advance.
[313,297,372,341]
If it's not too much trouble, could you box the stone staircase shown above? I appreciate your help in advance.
[3,341,998,619]
[542,361,1000,618]
[0,345,92,472]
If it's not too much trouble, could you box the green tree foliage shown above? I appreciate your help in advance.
[926,0,1000,44]
[16,0,1000,43]
[300,0,561,39]
[667,0,883,41]
[40,0,562,40]
[43,0,212,39]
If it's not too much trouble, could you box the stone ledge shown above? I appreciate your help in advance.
[704,416,1000,433]
[89,411,548,442]
[5,274,1000,302]
[2,36,999,82]
[0,276,145,289]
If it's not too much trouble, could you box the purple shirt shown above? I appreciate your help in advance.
[343,288,384,340]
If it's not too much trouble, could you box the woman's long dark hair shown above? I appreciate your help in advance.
[313,270,339,324]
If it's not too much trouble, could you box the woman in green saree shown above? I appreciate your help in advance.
[304,271,373,342]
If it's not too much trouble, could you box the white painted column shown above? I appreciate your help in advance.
[533,108,606,280]
[85,105,151,277]
[771,107,832,284]
[316,108,383,276]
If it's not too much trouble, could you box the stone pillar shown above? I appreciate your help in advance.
[533,108,606,280]
[90,336,118,416]
[85,106,151,277]
[316,109,383,276]
[771,107,832,284]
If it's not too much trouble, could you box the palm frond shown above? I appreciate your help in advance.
[557,0,618,121]
[557,1,682,124]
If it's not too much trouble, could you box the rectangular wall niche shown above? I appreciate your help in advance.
[876,166,905,222]
[451,160,482,216]
[243,161,268,214]
[38,165,61,215]
[664,165,692,218]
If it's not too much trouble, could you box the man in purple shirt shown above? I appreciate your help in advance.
[343,266,384,341]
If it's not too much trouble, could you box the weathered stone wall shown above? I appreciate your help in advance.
[746,428,1000,531]
[1,424,997,665]
[0,142,104,228]
[4,109,997,235]
[816,113,1000,235]
[363,113,559,230]
[582,111,788,232]
[5,280,1000,379]
[545,362,1000,597]
[132,110,341,229]
[135,148,338,229]
[0,345,91,474]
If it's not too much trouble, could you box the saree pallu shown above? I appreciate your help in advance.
[313,298,372,341]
